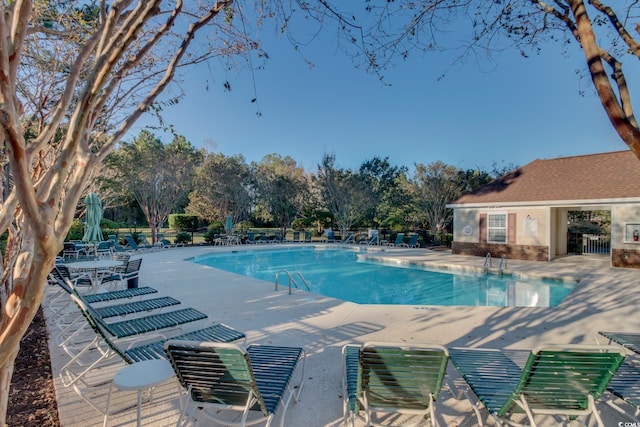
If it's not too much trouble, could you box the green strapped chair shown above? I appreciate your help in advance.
[60,295,246,416]
[164,340,305,427]
[449,344,626,427]
[598,331,640,355]
[92,296,180,319]
[342,342,449,427]
[603,358,640,422]
[385,233,405,247]
[89,303,207,339]
[82,286,157,304]
[596,332,640,421]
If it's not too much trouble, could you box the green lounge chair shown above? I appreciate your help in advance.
[598,331,640,354]
[342,232,355,244]
[603,358,640,422]
[92,296,180,319]
[137,234,155,248]
[82,286,157,304]
[71,292,207,338]
[359,234,378,246]
[247,231,259,244]
[164,340,305,427]
[68,293,245,365]
[596,331,640,421]
[342,341,449,427]
[449,344,626,427]
[386,232,405,247]
[60,294,245,416]
[400,233,419,248]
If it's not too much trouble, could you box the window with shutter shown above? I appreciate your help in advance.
[479,214,487,243]
[487,213,507,243]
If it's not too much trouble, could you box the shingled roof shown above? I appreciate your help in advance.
[451,150,640,206]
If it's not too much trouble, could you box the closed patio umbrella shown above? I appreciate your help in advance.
[82,192,103,242]
[225,214,233,234]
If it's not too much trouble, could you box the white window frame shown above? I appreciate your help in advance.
[487,212,507,244]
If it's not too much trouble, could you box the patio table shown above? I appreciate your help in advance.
[66,260,123,291]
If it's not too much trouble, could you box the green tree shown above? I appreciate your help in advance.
[104,131,202,242]
[252,154,309,236]
[457,168,495,194]
[410,161,466,234]
[187,153,252,230]
[315,154,370,238]
[359,156,409,229]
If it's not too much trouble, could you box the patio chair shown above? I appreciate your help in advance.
[63,242,87,260]
[95,241,113,258]
[47,266,94,339]
[598,331,640,355]
[259,231,271,243]
[359,234,378,246]
[82,286,157,304]
[601,357,640,422]
[164,340,305,427]
[90,303,208,339]
[47,266,157,328]
[303,230,312,242]
[53,264,94,291]
[100,258,142,290]
[123,234,149,251]
[385,233,405,247]
[342,232,355,244]
[57,294,179,356]
[60,294,246,416]
[342,341,449,427]
[290,231,301,243]
[109,235,133,253]
[324,229,337,243]
[449,344,626,427]
[91,296,181,319]
[156,232,175,248]
[138,234,156,249]
[273,230,285,243]
[400,234,419,248]
[247,231,259,244]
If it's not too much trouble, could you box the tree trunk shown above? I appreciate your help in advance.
[0,346,19,426]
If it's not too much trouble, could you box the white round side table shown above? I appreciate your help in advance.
[103,359,176,427]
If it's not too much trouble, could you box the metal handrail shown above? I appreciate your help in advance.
[499,255,507,272]
[275,270,311,294]
[484,253,492,271]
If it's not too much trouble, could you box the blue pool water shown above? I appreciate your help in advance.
[190,247,576,307]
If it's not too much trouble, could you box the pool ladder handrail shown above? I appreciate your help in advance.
[275,270,311,295]
[484,253,507,275]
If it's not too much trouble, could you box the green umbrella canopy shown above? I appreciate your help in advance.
[225,214,233,234]
[82,192,103,243]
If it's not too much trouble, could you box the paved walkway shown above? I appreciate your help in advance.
[47,245,640,426]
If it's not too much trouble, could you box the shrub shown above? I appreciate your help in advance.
[203,221,225,244]
[235,220,253,233]
[174,231,192,245]
[65,219,84,241]
[208,221,224,233]
[169,214,199,231]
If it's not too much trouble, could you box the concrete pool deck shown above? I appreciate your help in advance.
[47,244,640,426]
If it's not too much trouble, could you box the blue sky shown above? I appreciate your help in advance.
[128,19,632,174]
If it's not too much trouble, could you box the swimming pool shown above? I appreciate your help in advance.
[190,247,576,307]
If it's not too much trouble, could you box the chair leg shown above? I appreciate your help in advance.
[103,382,115,427]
